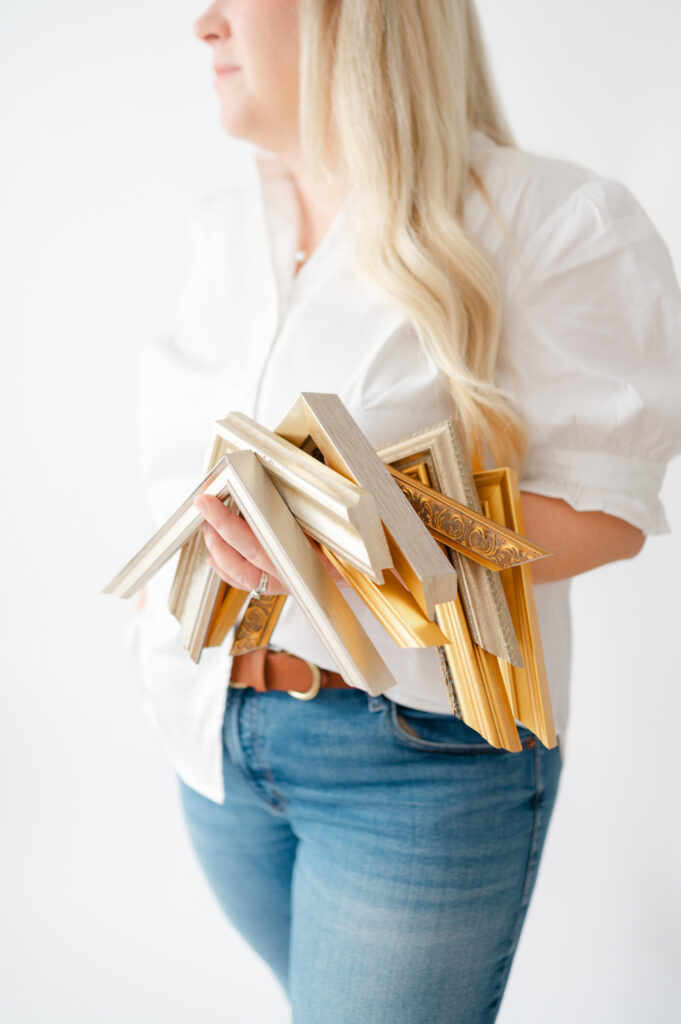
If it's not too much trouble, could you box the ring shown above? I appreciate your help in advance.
[251,570,268,598]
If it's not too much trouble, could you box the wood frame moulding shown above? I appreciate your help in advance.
[386,466,549,572]
[170,409,394,662]
[219,448,398,696]
[229,593,288,655]
[103,456,235,603]
[377,419,523,666]
[475,468,557,749]
[434,595,522,751]
[319,543,449,649]
[276,392,459,620]
[214,412,392,578]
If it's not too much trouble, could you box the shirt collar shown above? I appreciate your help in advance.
[245,130,491,307]
[248,144,351,311]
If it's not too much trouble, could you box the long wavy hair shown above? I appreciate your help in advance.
[298,0,527,470]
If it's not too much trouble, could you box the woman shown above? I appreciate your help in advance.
[126,1,681,1021]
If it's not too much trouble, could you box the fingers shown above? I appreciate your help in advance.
[193,493,287,594]
[194,494,265,566]
[193,493,350,595]
[202,523,271,592]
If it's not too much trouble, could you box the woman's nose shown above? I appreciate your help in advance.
[193,2,230,44]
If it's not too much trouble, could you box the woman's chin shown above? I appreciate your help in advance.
[218,111,260,146]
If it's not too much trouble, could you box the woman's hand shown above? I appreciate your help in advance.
[193,493,288,594]
[193,493,348,594]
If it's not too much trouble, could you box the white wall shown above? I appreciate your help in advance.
[1,2,679,1021]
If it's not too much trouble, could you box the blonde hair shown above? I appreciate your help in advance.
[298,0,527,470]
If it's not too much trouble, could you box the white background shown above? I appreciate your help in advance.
[1,1,679,1021]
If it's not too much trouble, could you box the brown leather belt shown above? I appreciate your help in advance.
[229,647,353,701]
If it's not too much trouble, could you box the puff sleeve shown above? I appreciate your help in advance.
[498,176,681,535]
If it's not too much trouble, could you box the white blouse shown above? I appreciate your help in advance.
[124,129,681,805]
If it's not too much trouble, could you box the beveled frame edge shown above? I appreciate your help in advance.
[168,406,397,665]
[319,543,449,649]
[215,412,393,579]
[169,514,237,662]
[204,584,250,648]
[275,392,458,619]
[221,449,398,697]
[475,467,557,749]
[377,420,522,666]
[101,457,234,600]
[434,597,522,752]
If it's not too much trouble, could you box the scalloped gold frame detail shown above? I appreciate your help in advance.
[229,593,288,655]
[386,466,549,571]
[376,419,521,667]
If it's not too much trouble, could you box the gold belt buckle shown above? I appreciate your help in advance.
[288,659,322,701]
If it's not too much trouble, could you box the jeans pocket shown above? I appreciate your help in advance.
[384,699,536,755]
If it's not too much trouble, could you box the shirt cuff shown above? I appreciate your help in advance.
[518,447,671,536]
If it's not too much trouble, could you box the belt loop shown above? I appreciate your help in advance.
[367,694,386,713]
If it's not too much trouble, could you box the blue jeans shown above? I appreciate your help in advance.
[178,686,562,1024]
